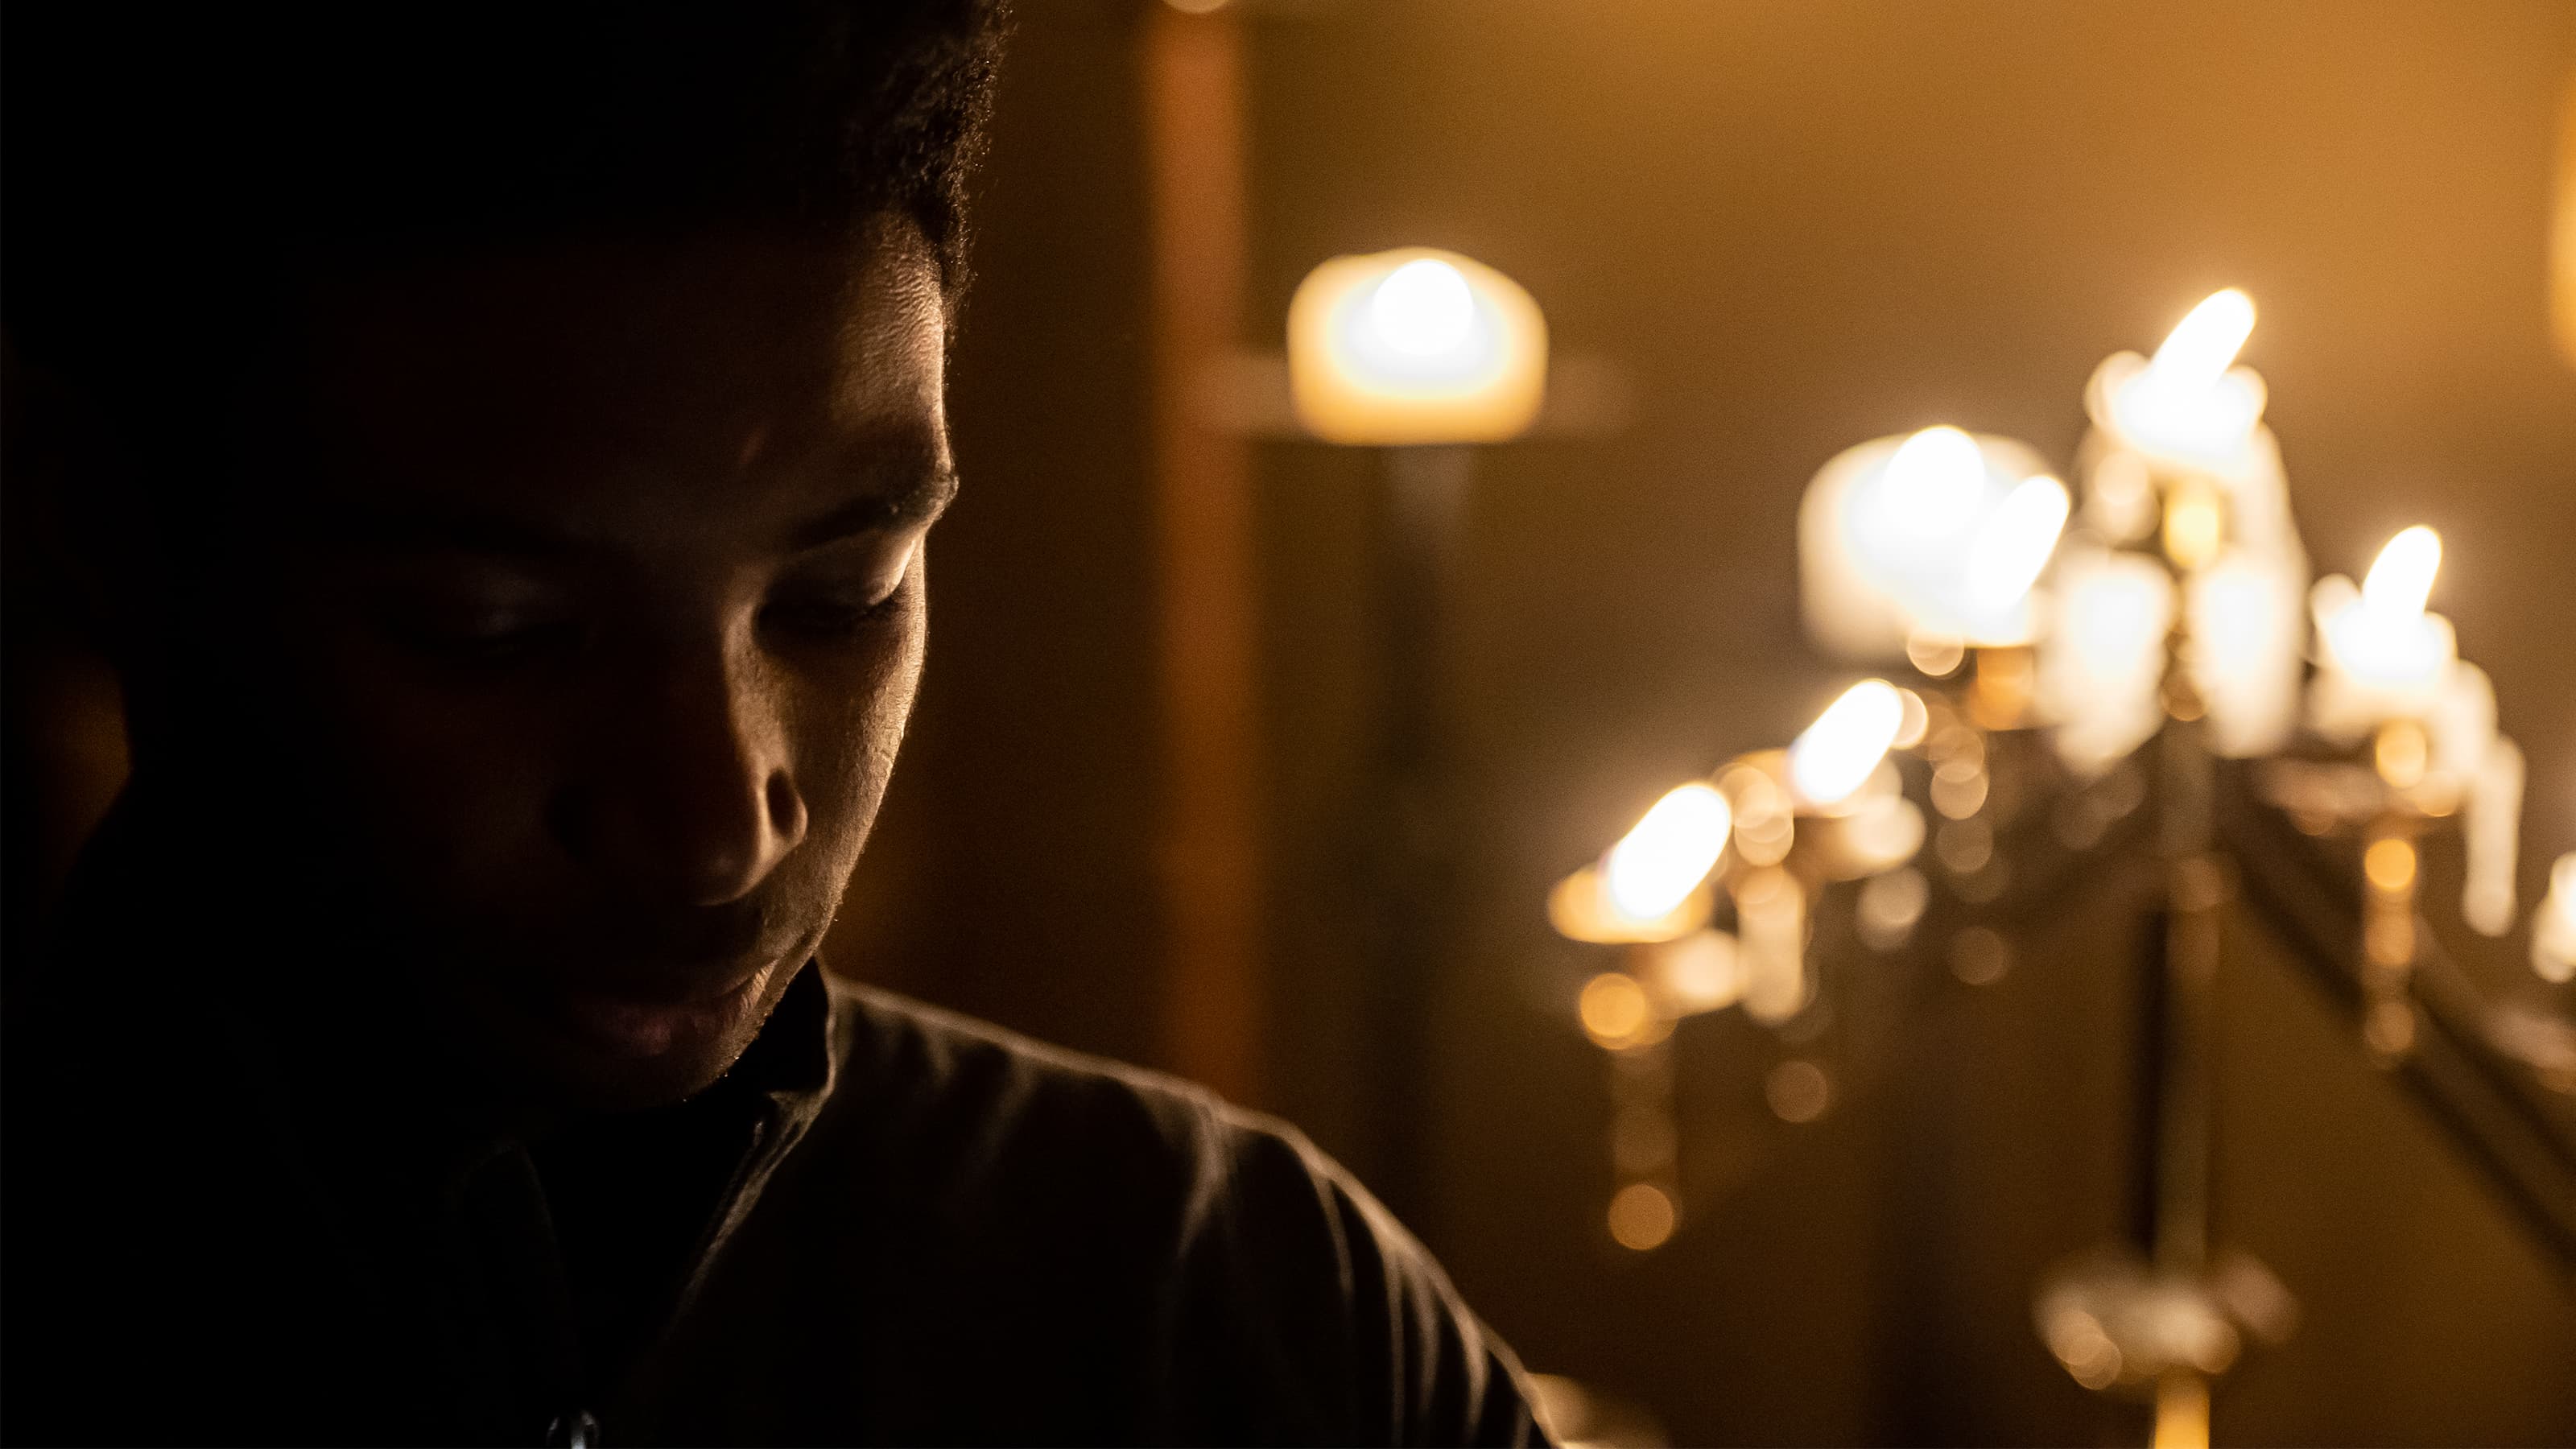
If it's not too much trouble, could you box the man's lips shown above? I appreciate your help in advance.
[550,958,779,1060]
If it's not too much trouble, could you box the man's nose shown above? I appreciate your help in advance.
[561,641,809,905]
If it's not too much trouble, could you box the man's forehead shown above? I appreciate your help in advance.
[283,228,950,540]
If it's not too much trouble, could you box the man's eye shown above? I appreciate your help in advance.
[760,590,902,638]
[378,603,583,663]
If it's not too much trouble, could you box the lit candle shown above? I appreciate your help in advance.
[1788,679,1909,810]
[1286,248,1547,446]
[1799,427,2062,660]
[1602,783,1732,921]
[2080,289,2295,567]
[2310,526,2459,733]
[1550,782,1732,943]
[2096,289,2264,469]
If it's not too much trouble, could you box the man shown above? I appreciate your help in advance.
[0,5,1543,1443]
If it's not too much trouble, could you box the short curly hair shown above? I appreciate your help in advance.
[2,2,1009,386]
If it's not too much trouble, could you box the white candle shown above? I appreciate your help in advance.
[2310,526,2459,735]
[1602,783,1732,922]
[1799,427,2058,661]
[2086,289,2270,477]
[1787,680,1906,809]
[2081,289,2297,575]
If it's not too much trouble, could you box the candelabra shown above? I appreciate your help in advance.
[1546,290,2576,1447]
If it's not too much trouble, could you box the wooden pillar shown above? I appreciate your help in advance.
[1141,6,1264,1104]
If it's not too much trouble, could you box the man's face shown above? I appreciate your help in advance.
[221,226,952,1112]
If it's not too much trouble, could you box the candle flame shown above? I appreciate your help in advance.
[1881,426,1987,539]
[1966,474,2071,611]
[1603,783,1732,920]
[1365,257,1478,359]
[2362,526,2441,620]
[1789,680,1905,807]
[2149,288,2256,394]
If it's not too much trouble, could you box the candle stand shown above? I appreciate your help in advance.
[1546,290,2576,1447]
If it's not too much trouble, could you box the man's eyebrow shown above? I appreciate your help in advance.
[784,463,960,551]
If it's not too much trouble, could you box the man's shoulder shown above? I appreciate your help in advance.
[807,973,1329,1219]
[663,974,1545,1446]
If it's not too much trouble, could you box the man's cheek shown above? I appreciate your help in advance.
[300,663,566,895]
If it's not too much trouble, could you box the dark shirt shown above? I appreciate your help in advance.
[2,800,1544,1446]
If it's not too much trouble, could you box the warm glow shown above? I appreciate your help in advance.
[2362,526,2442,621]
[1603,783,1732,921]
[2374,720,2429,789]
[2149,289,2256,394]
[1367,258,1477,358]
[2097,289,2267,465]
[1789,680,1905,807]
[1649,930,1744,1014]
[1765,1059,1831,1123]
[1892,687,1930,748]
[2162,486,2224,573]
[1286,247,1547,445]
[2316,527,2454,705]
[1881,425,1988,540]
[2152,1372,2211,1449]
[1606,1182,1678,1251]
[1579,972,1654,1049]
[1965,474,2070,612]
[2364,837,2417,894]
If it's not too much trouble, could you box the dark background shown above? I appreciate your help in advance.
[11,1,2574,1443]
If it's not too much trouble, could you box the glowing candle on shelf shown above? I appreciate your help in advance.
[1798,427,2057,660]
[1788,680,1906,809]
[2313,526,2459,726]
[1286,247,1547,446]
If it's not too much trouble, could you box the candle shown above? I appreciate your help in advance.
[1799,427,2058,661]
[2040,547,2177,775]
[1550,782,1732,943]
[1602,783,1732,922]
[2096,289,2264,468]
[1286,248,1547,446]
[2310,526,2459,736]
[2081,289,2296,571]
[1788,680,1906,809]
